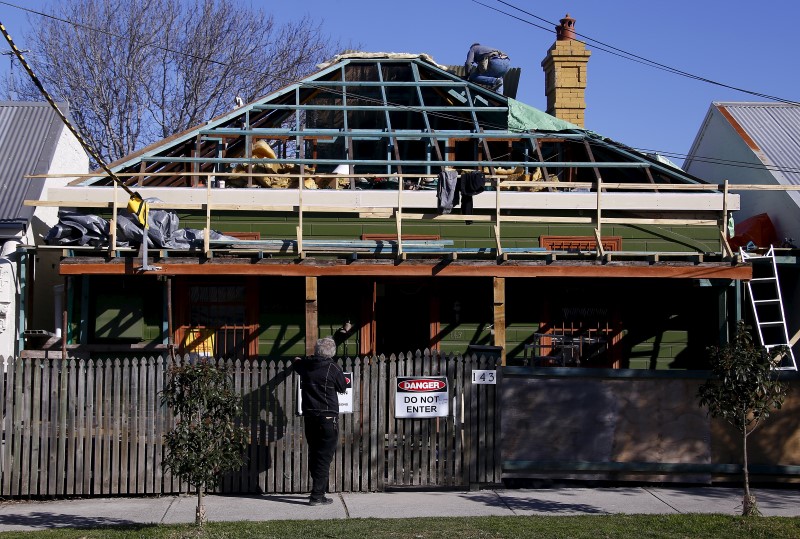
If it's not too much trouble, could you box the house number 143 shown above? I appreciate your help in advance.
[471,370,496,384]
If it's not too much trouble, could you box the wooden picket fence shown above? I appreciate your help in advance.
[0,351,500,498]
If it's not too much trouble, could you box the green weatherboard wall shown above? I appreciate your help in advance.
[73,213,725,367]
[180,211,720,254]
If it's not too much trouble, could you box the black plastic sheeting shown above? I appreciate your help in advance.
[45,199,237,248]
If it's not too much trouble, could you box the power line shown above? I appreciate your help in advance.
[2,0,798,178]
[0,1,517,138]
[477,0,800,106]
[632,147,800,175]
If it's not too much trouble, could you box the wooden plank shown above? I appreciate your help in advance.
[350,357,361,491]
[258,360,268,494]
[256,358,266,493]
[146,357,156,494]
[267,360,276,493]
[251,359,262,493]
[153,357,163,495]
[9,356,22,496]
[227,359,242,493]
[74,359,85,496]
[294,359,302,494]
[28,358,41,496]
[363,357,373,491]
[377,353,386,491]
[401,213,493,222]
[243,359,255,494]
[305,277,318,357]
[56,360,68,496]
[57,262,753,280]
[369,356,379,491]
[602,218,717,226]
[65,359,77,496]
[95,361,105,495]
[130,358,140,494]
[497,215,594,224]
[467,354,476,487]
[243,360,253,493]
[342,357,353,492]
[387,354,396,486]
[37,358,50,496]
[478,355,488,484]
[397,353,409,486]
[284,359,294,494]
[290,360,303,494]
[46,360,58,497]
[120,358,130,494]
[1,358,12,496]
[284,361,295,494]
[138,358,147,494]
[277,361,288,494]
[275,361,285,494]
[420,351,430,486]
[492,356,501,483]
[101,359,114,494]
[435,351,445,487]
[81,359,92,496]
[493,278,506,366]
[446,353,456,486]
[111,359,121,494]
[411,352,420,486]
[72,359,84,496]
[360,358,369,491]
[20,358,32,497]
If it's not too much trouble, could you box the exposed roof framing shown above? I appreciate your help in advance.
[73,55,708,190]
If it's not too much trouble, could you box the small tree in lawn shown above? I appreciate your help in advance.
[162,359,248,525]
[697,321,788,516]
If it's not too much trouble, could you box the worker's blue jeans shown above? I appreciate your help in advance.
[468,57,510,86]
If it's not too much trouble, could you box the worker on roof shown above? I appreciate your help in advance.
[465,43,510,91]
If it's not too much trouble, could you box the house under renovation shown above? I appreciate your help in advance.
[23,35,753,370]
[9,16,799,493]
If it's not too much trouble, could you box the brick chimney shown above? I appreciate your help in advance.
[541,14,591,127]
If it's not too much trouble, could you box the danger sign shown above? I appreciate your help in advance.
[395,376,449,418]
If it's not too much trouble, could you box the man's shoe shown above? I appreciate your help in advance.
[491,78,503,91]
[309,496,334,506]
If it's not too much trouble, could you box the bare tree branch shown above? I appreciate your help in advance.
[11,0,342,164]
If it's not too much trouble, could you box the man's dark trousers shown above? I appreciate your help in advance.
[305,414,338,498]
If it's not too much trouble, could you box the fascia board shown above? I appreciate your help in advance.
[47,186,738,212]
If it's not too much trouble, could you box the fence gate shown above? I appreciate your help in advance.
[0,351,500,497]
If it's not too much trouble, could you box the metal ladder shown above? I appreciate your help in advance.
[741,246,797,370]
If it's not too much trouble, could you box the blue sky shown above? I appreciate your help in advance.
[2,0,799,163]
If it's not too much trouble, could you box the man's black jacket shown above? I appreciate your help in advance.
[294,357,347,416]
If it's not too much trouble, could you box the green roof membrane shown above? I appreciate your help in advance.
[507,98,582,132]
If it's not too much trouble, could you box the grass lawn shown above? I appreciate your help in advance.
[0,515,798,538]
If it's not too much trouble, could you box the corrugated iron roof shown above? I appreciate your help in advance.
[0,101,66,229]
[716,102,800,186]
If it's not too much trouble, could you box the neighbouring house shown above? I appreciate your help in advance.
[23,26,747,369]
[684,102,800,359]
[0,101,88,360]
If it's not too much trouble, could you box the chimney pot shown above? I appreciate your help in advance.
[556,13,576,41]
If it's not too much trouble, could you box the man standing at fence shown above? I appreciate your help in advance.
[294,336,347,505]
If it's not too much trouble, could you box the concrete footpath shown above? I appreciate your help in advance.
[0,487,799,531]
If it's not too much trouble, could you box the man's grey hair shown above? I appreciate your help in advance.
[314,337,337,359]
